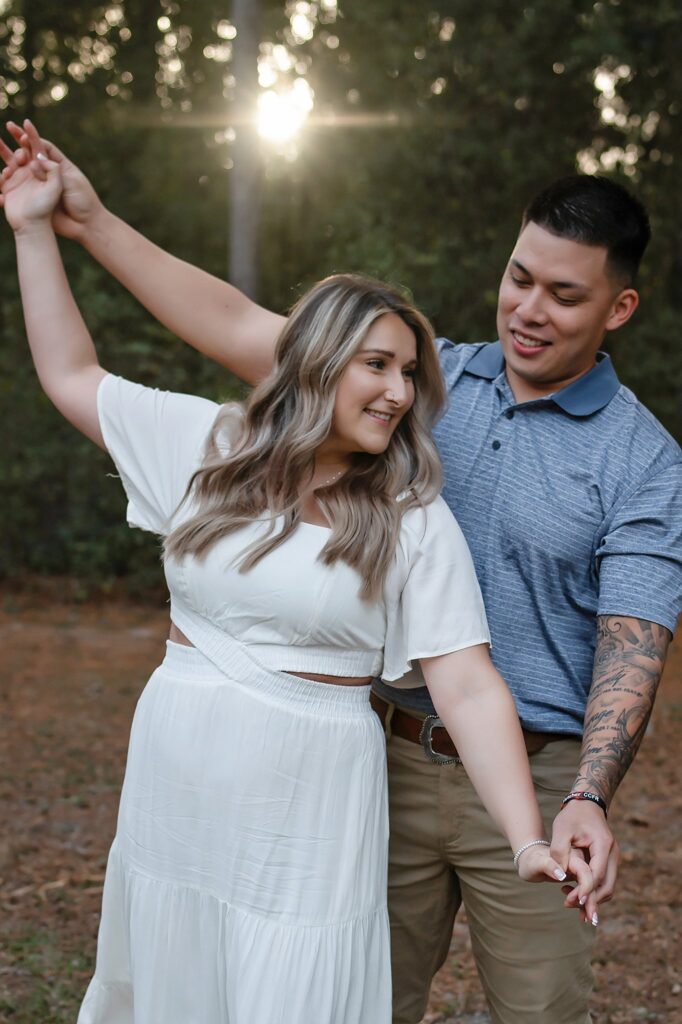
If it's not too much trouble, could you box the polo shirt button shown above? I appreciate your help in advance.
[505,410,514,419]
[492,440,501,450]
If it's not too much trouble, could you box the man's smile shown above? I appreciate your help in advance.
[511,329,551,350]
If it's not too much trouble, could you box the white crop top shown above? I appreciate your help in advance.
[97,374,490,686]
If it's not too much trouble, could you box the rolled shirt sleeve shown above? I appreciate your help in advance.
[596,462,682,633]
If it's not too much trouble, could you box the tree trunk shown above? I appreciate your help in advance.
[229,0,261,298]
[19,0,37,122]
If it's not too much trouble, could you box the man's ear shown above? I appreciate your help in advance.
[605,288,639,333]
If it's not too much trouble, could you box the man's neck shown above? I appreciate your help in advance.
[505,361,597,405]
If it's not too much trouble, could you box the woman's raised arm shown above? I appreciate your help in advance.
[1,121,283,386]
[3,155,106,446]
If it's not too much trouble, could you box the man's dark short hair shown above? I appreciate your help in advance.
[522,175,651,287]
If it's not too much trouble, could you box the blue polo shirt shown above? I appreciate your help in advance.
[375,340,682,734]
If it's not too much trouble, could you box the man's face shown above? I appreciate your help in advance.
[496,222,637,401]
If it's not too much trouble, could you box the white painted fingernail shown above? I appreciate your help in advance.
[553,868,567,881]
[579,895,587,906]
[591,912,599,927]
[36,152,47,161]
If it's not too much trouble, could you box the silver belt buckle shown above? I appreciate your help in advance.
[419,715,462,766]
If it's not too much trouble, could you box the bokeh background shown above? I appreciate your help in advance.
[1,6,681,1023]
[1,0,680,593]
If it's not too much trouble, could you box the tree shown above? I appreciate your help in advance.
[229,0,261,296]
[1,0,679,587]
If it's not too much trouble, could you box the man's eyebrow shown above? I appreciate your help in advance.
[511,258,591,292]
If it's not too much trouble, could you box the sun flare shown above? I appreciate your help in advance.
[257,79,314,144]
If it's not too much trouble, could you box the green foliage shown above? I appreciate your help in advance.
[0,0,680,588]
[0,929,94,1022]
[0,215,242,591]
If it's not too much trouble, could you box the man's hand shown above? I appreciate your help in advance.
[550,798,620,921]
[0,120,103,240]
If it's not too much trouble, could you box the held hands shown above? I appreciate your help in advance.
[518,794,618,928]
[550,797,619,912]
[0,120,102,239]
[0,145,62,234]
[515,840,600,926]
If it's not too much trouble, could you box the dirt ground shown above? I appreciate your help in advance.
[0,593,680,1023]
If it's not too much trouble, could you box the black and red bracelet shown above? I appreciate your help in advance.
[561,790,608,818]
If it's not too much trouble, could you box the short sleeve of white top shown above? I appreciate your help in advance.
[97,373,490,685]
[97,372,221,535]
[381,499,490,686]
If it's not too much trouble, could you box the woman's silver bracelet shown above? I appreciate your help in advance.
[512,838,550,867]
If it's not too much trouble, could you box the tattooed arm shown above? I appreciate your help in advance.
[549,615,672,916]
[574,616,671,804]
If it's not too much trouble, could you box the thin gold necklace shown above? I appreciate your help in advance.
[318,469,343,488]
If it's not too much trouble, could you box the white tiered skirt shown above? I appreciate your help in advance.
[77,640,390,1023]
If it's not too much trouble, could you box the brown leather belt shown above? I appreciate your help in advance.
[370,692,570,765]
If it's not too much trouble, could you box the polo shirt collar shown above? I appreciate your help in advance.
[465,341,505,380]
[464,341,621,416]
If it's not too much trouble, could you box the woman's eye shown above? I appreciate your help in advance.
[367,359,384,369]
[403,369,416,379]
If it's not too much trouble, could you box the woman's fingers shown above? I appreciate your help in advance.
[22,122,67,182]
[9,119,43,158]
[546,855,569,883]
[23,119,46,156]
[29,157,49,182]
[2,123,69,193]
[562,882,581,906]
[5,120,25,145]
[559,848,595,923]
[566,849,600,925]
[517,846,570,884]
[563,844,617,923]
[0,136,15,165]
[21,120,65,165]
[6,123,32,162]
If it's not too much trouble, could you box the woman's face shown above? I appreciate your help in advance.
[322,313,417,460]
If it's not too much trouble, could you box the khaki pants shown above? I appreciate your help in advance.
[384,716,595,1024]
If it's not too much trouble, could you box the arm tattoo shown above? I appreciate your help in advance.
[573,616,671,806]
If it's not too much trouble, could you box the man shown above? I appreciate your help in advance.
[373,178,681,1022]
[2,123,680,1023]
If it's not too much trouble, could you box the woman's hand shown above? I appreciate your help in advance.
[1,149,62,234]
[0,120,103,240]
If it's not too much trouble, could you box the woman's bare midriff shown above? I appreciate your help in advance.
[168,622,372,687]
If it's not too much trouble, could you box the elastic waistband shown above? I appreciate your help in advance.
[159,638,372,716]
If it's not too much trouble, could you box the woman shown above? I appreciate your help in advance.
[3,151,592,1024]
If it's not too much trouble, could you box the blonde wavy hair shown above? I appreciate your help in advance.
[165,273,446,600]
